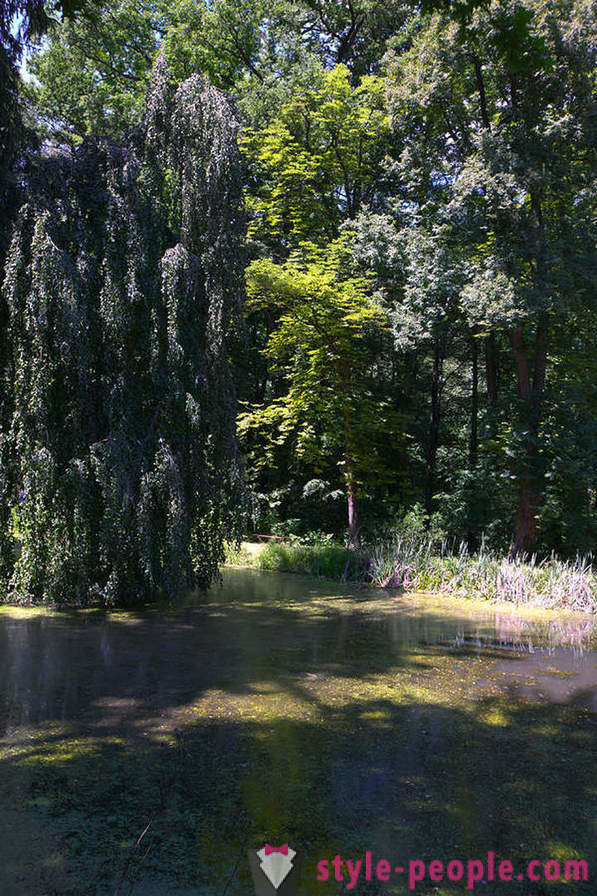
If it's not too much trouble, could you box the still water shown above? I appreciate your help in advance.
[0,568,595,895]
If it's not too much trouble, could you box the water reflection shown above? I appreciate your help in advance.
[0,569,595,735]
[0,569,595,895]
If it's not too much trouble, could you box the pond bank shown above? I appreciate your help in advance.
[226,540,597,613]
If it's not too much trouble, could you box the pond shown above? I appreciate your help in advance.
[0,568,595,895]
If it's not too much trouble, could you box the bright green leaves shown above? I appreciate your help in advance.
[242,65,389,251]
[240,64,393,538]
[240,240,391,492]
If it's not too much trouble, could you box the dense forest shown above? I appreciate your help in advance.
[1,0,596,604]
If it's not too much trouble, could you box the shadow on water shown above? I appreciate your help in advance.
[0,568,595,895]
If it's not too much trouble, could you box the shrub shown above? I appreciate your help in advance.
[257,540,358,580]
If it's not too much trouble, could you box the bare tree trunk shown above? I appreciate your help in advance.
[425,341,443,515]
[467,336,479,551]
[346,471,360,550]
[508,312,549,556]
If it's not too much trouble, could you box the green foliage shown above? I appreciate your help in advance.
[27,0,166,143]
[384,0,597,552]
[242,64,389,251]
[257,539,359,579]
[25,0,407,143]
[222,540,254,566]
[0,44,21,264]
[1,1,87,60]
[7,0,597,567]
[240,239,396,539]
[0,60,245,605]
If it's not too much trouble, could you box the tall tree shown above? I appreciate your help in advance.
[25,0,407,144]
[386,0,597,553]
[1,59,245,604]
[27,0,167,143]
[240,240,389,547]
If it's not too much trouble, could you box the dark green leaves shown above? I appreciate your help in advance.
[0,61,245,604]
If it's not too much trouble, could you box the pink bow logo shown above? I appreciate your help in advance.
[265,844,289,856]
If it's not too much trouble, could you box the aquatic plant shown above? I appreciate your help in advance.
[230,529,596,611]
[368,536,596,612]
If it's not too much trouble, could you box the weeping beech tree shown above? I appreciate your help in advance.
[0,59,245,605]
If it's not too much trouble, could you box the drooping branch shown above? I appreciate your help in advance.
[0,59,246,605]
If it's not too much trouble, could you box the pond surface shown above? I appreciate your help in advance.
[0,568,595,895]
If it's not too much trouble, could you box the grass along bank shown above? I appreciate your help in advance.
[225,538,596,613]
[226,538,358,580]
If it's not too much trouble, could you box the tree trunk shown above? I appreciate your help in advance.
[508,312,549,556]
[425,341,443,515]
[485,333,498,406]
[511,479,540,557]
[510,181,549,556]
[467,336,479,551]
[469,336,479,471]
[346,472,360,550]
[337,357,360,550]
